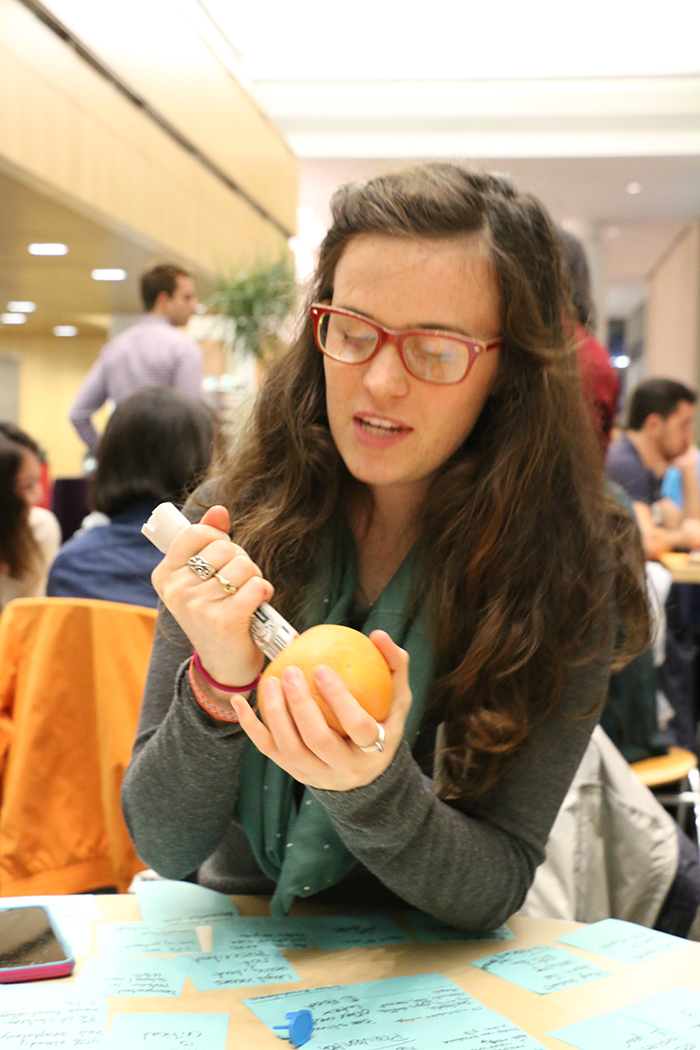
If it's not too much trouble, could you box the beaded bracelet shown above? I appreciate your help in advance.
[191,650,261,693]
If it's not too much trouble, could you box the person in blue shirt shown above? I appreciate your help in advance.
[48,387,216,607]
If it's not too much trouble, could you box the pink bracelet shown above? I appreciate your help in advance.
[191,651,261,694]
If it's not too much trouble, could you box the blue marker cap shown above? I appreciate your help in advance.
[273,1009,314,1047]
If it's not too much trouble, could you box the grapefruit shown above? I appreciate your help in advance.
[258,624,392,735]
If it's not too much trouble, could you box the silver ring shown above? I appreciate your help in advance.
[358,723,385,754]
[187,555,237,596]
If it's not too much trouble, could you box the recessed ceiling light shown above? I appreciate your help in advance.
[54,325,78,337]
[626,182,642,195]
[7,301,36,312]
[1,313,27,324]
[612,354,631,369]
[28,243,68,255]
[91,268,127,281]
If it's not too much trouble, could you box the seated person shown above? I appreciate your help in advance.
[558,231,667,762]
[47,388,215,608]
[122,164,648,931]
[0,423,61,614]
[607,378,700,559]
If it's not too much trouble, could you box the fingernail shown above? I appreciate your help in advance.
[282,666,305,687]
[314,664,333,683]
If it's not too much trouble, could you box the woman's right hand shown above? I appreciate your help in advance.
[151,505,274,689]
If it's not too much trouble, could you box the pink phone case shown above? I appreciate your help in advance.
[0,958,74,982]
[0,905,75,983]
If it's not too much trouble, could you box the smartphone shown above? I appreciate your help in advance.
[0,905,74,982]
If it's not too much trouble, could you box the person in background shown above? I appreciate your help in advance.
[123,164,648,932]
[49,388,216,608]
[0,423,61,614]
[606,378,700,559]
[661,444,700,515]
[69,264,204,454]
[557,228,620,457]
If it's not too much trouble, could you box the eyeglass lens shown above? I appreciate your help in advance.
[318,310,469,384]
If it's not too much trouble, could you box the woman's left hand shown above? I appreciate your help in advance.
[230,630,412,790]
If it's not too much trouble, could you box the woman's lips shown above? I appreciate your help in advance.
[353,414,412,445]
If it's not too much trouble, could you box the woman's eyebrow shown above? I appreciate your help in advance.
[333,303,473,338]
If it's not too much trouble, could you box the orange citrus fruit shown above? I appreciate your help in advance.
[258,624,392,735]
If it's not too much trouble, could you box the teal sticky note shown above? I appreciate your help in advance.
[309,914,411,950]
[471,946,610,994]
[96,921,201,956]
[107,1012,228,1049]
[76,956,191,997]
[135,879,237,925]
[405,910,515,944]
[403,1007,547,1049]
[211,915,314,951]
[0,989,107,1047]
[188,947,300,990]
[622,987,700,1040]
[550,1010,698,1050]
[556,918,684,964]
[244,973,479,1034]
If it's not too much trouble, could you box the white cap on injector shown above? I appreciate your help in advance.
[141,501,190,554]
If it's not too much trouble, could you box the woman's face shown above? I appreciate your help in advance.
[324,233,502,509]
[15,450,43,508]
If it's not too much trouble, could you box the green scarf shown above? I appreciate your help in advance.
[236,520,434,916]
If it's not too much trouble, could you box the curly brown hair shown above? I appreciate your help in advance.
[211,163,649,799]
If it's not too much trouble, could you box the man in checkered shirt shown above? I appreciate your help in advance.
[70,264,205,453]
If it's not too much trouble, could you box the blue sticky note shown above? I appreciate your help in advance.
[96,921,201,956]
[309,914,412,950]
[471,946,610,994]
[188,947,300,990]
[135,879,237,925]
[622,987,700,1041]
[550,1010,698,1050]
[244,973,479,1034]
[107,1012,228,1049]
[76,956,191,997]
[556,918,684,964]
[0,989,107,1046]
[405,910,515,944]
[211,915,314,951]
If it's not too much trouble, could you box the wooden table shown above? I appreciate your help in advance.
[660,551,700,583]
[39,895,700,1049]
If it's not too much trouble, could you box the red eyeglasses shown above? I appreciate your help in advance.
[310,304,503,385]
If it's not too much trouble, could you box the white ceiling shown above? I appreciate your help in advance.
[4,0,700,334]
[198,0,700,318]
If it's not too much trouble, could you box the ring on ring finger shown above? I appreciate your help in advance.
[357,723,385,754]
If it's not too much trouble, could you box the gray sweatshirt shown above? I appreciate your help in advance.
[122,592,612,932]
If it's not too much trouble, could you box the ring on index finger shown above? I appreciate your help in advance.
[357,723,386,754]
[187,554,238,596]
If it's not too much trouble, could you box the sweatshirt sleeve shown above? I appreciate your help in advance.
[121,602,251,880]
[309,630,613,932]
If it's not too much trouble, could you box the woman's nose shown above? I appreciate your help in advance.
[362,340,409,397]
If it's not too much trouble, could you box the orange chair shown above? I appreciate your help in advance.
[0,597,157,895]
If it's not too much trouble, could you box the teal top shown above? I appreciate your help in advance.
[237,521,434,915]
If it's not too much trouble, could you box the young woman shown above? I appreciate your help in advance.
[0,423,61,614]
[47,387,216,608]
[122,164,648,930]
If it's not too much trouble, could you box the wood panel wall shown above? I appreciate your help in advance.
[0,0,296,274]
